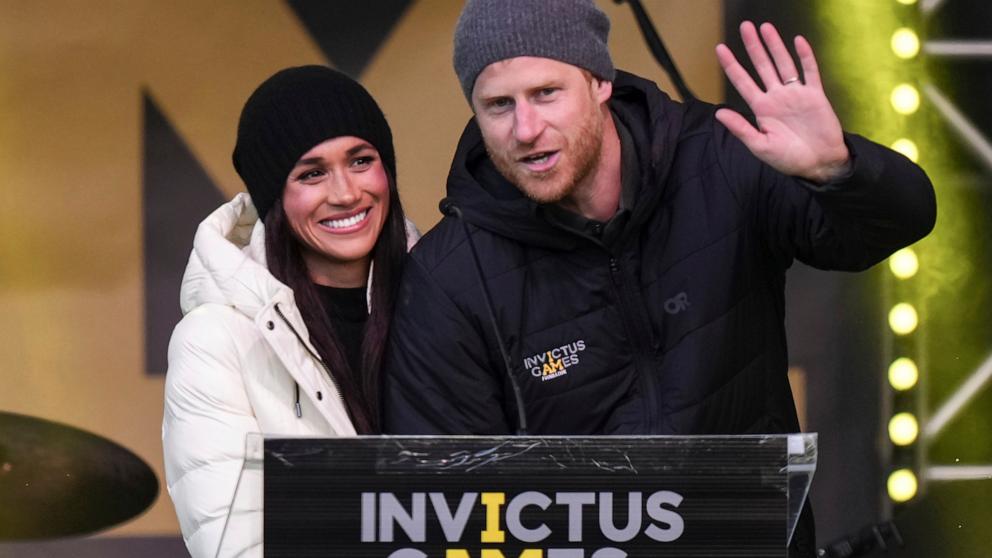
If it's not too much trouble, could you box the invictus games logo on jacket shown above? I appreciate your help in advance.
[523,340,586,381]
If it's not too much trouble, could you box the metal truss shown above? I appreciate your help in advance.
[911,0,992,488]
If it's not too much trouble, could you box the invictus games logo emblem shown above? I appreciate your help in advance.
[523,340,586,381]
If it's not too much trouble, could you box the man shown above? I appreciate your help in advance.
[382,1,935,554]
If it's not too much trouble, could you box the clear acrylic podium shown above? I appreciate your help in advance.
[217,434,816,558]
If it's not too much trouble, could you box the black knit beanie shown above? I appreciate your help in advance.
[232,65,395,221]
[453,0,615,102]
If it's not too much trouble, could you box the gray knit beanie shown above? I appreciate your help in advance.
[453,0,615,102]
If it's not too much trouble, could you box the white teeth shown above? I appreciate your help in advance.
[524,153,551,163]
[321,210,368,229]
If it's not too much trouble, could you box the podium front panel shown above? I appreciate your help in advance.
[260,436,810,557]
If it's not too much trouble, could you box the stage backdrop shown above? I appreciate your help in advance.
[0,0,723,548]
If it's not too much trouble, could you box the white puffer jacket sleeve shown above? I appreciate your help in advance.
[162,193,419,557]
[163,305,261,558]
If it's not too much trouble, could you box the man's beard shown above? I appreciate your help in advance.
[485,106,605,205]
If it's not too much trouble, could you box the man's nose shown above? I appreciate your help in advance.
[513,102,544,144]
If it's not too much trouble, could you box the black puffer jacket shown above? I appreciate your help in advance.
[384,71,934,556]
[384,70,934,437]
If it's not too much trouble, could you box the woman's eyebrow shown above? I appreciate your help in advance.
[346,142,374,156]
[294,156,324,167]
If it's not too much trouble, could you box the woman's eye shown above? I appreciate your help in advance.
[352,156,375,168]
[298,169,324,181]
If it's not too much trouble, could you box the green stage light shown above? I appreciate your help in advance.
[889,358,919,390]
[891,28,920,59]
[889,247,919,279]
[887,468,918,502]
[891,84,921,115]
[889,303,919,335]
[889,412,920,445]
[891,138,919,162]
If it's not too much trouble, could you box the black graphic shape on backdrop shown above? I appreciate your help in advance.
[143,92,226,375]
[286,0,414,78]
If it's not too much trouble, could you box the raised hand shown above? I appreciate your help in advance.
[715,21,851,184]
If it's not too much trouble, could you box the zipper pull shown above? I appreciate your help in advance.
[294,383,302,418]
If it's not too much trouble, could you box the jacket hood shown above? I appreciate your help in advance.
[444,70,686,249]
[179,193,287,318]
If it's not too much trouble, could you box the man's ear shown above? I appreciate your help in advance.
[594,78,613,104]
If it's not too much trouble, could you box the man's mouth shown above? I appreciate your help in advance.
[518,150,559,171]
[319,209,369,230]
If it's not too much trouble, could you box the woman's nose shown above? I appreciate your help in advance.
[326,173,359,206]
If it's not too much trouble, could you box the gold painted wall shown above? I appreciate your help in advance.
[0,0,722,537]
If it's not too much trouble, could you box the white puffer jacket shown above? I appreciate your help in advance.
[162,193,416,558]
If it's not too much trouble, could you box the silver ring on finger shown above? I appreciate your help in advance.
[783,77,800,85]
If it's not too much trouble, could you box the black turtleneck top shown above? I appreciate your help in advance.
[314,284,368,374]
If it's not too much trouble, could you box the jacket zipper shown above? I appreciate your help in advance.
[273,303,347,417]
[608,255,660,430]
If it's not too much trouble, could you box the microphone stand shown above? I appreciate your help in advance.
[440,200,529,435]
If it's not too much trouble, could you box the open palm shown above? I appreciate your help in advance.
[715,21,851,184]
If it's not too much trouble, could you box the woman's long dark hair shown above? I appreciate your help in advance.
[263,170,407,434]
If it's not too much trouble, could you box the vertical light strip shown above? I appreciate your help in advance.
[815,0,923,511]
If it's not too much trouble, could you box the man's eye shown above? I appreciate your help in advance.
[490,98,513,110]
[538,88,559,99]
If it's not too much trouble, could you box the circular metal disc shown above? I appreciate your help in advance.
[0,411,159,540]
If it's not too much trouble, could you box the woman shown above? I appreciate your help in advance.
[162,66,417,558]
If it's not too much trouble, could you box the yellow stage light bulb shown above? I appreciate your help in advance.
[888,469,918,502]
[889,303,918,335]
[891,84,921,115]
[892,28,920,59]
[889,248,919,279]
[889,358,919,390]
[889,413,919,445]
[891,138,919,162]
[896,0,918,5]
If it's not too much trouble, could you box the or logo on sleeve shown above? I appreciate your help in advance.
[523,340,586,381]
[664,292,690,315]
